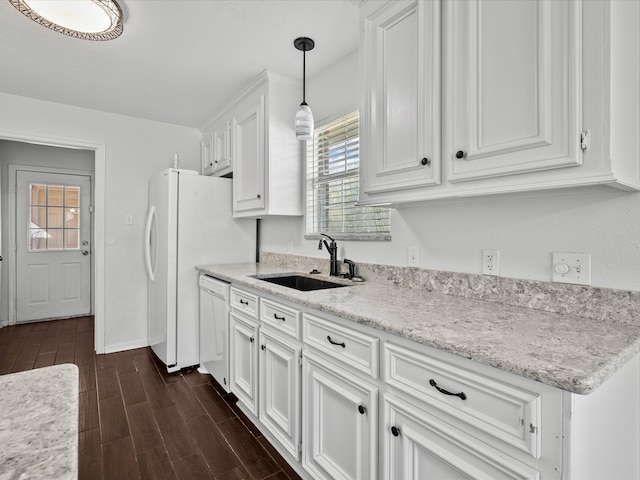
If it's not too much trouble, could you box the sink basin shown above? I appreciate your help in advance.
[252,274,348,292]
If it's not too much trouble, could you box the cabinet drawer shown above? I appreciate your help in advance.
[303,313,379,379]
[384,342,541,458]
[260,298,301,340]
[230,287,258,318]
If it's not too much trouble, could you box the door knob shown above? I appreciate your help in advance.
[81,250,89,256]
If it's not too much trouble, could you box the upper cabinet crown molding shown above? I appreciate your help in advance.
[359,0,640,206]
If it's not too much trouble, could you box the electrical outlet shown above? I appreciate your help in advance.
[407,245,419,267]
[552,252,591,285]
[287,242,293,254]
[483,249,500,276]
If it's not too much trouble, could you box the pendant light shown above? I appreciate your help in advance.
[294,37,315,141]
[9,0,123,41]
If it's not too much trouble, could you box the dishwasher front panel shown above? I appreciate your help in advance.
[199,275,231,392]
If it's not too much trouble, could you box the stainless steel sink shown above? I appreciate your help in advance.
[251,274,348,291]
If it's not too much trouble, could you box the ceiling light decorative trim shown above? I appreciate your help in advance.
[9,0,124,41]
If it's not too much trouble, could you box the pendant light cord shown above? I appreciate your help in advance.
[302,47,307,105]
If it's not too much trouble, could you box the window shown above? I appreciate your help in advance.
[306,111,390,240]
[28,183,80,251]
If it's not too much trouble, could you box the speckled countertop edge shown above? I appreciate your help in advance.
[198,263,640,395]
[0,363,79,480]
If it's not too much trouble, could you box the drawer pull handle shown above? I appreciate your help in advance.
[273,313,286,321]
[326,336,346,348]
[391,426,400,437]
[240,299,249,305]
[358,405,366,415]
[429,379,467,401]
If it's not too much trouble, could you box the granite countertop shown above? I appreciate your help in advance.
[0,364,79,480]
[198,263,640,395]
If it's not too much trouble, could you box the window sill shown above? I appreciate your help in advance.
[305,233,391,242]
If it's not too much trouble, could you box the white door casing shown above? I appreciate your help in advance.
[15,170,92,322]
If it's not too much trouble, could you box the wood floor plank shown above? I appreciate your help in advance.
[132,351,161,377]
[54,343,76,364]
[119,371,147,405]
[97,367,121,399]
[140,372,176,411]
[112,350,137,374]
[167,380,206,420]
[79,428,102,480]
[126,401,164,454]
[38,335,60,354]
[79,364,97,393]
[216,465,256,480]
[79,390,99,432]
[137,446,177,480]
[153,405,198,462]
[75,344,95,367]
[103,436,140,480]
[257,437,301,480]
[58,331,77,346]
[192,383,235,424]
[99,395,130,443]
[185,415,240,476]
[173,453,214,480]
[216,417,280,479]
[33,351,56,369]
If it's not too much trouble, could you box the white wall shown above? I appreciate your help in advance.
[0,92,200,351]
[260,50,640,292]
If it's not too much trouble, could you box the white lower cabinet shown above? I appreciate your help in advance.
[229,311,259,416]
[302,351,378,480]
[258,326,302,460]
[383,394,540,480]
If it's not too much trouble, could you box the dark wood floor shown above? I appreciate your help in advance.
[0,316,301,480]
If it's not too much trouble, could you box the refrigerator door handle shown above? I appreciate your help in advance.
[145,206,157,281]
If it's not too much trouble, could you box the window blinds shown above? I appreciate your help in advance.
[306,111,390,237]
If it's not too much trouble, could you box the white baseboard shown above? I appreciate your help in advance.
[103,338,148,354]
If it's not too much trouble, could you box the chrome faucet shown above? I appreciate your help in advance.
[318,233,339,276]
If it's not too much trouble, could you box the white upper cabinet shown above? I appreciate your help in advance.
[447,0,580,182]
[199,70,303,217]
[360,0,441,197]
[359,0,640,205]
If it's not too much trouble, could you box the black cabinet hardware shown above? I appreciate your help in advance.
[261,344,266,350]
[420,157,430,166]
[391,426,400,437]
[273,313,286,321]
[326,335,346,348]
[249,336,254,343]
[240,299,249,305]
[455,150,466,159]
[358,405,366,415]
[429,379,467,400]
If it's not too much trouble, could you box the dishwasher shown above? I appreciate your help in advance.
[198,274,231,392]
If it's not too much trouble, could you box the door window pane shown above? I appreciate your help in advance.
[27,183,82,251]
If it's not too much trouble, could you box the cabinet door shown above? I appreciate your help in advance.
[233,95,265,214]
[383,395,540,480]
[229,311,259,416]
[360,0,441,198]
[302,351,378,480]
[201,131,214,176]
[259,328,302,460]
[213,120,232,176]
[447,0,581,182]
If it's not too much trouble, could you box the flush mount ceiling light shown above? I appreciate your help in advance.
[294,36,315,141]
[9,0,123,41]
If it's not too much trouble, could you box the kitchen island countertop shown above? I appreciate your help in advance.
[0,363,78,480]
[198,263,640,395]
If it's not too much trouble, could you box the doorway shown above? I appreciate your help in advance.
[15,169,92,322]
[0,133,106,353]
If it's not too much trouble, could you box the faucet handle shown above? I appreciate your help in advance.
[343,258,356,279]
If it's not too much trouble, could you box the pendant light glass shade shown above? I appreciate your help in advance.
[294,37,315,141]
[295,102,314,141]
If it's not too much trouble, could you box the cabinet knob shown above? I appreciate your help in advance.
[391,426,401,437]
[249,336,254,343]
[261,344,266,350]
[257,194,262,199]
[420,157,430,166]
[358,405,366,415]
[455,150,466,159]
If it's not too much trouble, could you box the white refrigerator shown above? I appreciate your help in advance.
[145,168,255,372]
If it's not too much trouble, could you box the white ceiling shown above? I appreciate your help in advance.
[0,0,359,128]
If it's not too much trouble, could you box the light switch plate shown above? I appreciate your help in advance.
[552,252,591,285]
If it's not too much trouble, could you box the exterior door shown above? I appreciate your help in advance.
[16,171,91,322]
